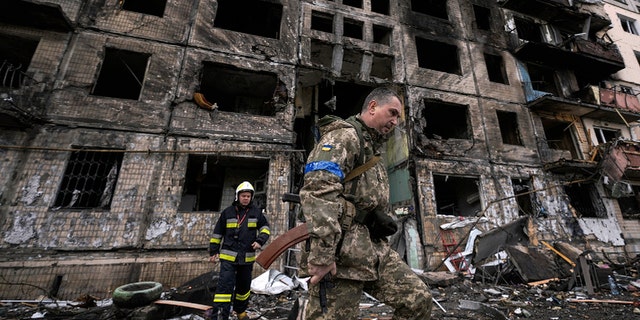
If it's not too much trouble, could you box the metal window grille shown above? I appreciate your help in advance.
[54,150,123,209]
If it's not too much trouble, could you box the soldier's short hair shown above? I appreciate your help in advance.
[361,86,402,112]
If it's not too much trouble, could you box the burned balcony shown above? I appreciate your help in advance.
[601,140,640,183]
[512,37,625,79]
[0,0,73,32]
[499,0,611,32]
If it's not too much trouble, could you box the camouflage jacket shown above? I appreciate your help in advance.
[300,114,390,281]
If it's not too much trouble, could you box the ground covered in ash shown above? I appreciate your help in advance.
[2,277,640,320]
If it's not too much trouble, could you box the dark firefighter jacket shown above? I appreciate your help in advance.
[209,202,270,264]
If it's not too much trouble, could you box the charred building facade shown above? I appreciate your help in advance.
[1,0,640,300]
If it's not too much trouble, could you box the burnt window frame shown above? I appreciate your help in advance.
[91,47,150,100]
[179,155,270,212]
[473,5,491,31]
[484,53,509,85]
[594,127,621,144]
[618,185,640,219]
[433,174,481,217]
[0,34,39,89]
[512,178,534,216]
[415,37,461,75]
[564,182,607,218]
[198,62,281,116]
[121,0,167,17]
[311,10,334,34]
[411,0,448,20]
[53,148,124,210]
[496,110,523,146]
[423,99,471,140]
[213,0,283,39]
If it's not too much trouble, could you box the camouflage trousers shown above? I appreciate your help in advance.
[305,245,433,320]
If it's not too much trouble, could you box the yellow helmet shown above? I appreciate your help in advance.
[235,181,255,201]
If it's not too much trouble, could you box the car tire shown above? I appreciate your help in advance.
[112,281,163,308]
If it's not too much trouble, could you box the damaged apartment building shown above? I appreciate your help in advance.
[2,0,640,300]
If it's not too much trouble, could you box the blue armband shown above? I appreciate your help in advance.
[304,161,345,181]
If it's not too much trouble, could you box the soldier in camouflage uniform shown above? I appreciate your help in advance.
[300,86,433,319]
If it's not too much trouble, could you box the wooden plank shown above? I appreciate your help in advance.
[154,300,212,310]
[579,255,594,295]
[567,298,637,305]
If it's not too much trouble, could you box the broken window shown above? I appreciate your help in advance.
[423,100,470,140]
[620,85,634,95]
[53,149,123,210]
[526,63,559,96]
[512,179,534,216]
[371,0,390,15]
[473,5,491,31]
[199,62,280,116]
[121,0,166,17]
[618,185,640,219]
[213,0,283,39]
[484,53,509,85]
[311,10,334,33]
[514,17,542,42]
[415,38,461,75]
[411,0,448,20]
[497,110,522,146]
[594,127,620,144]
[433,174,481,217]
[343,18,363,40]
[372,24,392,45]
[92,48,149,100]
[370,54,393,80]
[179,155,269,212]
[0,34,39,88]
[310,39,333,69]
[540,118,580,159]
[619,15,639,35]
[564,182,606,218]
[343,0,362,9]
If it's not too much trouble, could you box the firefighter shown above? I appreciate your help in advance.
[208,181,270,320]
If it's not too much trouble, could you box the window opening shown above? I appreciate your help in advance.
[343,0,363,9]
[526,63,558,96]
[620,15,639,35]
[473,5,491,30]
[512,179,534,216]
[0,34,38,89]
[541,118,580,159]
[341,48,364,79]
[343,18,363,40]
[200,62,280,116]
[311,10,334,33]
[122,0,166,17]
[372,24,392,45]
[411,0,448,20]
[214,0,283,39]
[415,37,461,75]
[618,185,640,219]
[179,156,269,212]
[497,110,522,145]
[564,182,606,218]
[92,48,149,100]
[423,100,470,139]
[53,149,124,209]
[594,127,620,144]
[514,17,542,42]
[636,51,640,68]
[370,54,393,80]
[316,81,372,119]
[371,0,390,15]
[310,39,333,69]
[433,174,481,217]
[484,53,509,84]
